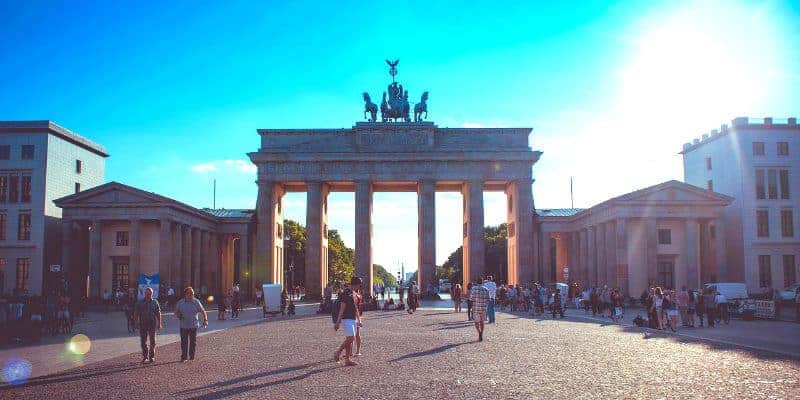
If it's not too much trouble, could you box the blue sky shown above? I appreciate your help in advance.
[2,1,799,275]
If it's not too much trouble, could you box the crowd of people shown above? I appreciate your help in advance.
[0,291,81,344]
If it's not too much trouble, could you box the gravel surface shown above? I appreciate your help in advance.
[2,309,799,399]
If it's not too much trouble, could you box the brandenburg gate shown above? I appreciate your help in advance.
[248,62,542,298]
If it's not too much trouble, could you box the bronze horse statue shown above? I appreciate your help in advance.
[414,91,429,122]
[363,92,378,122]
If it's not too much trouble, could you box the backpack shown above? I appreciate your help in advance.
[331,297,341,324]
[662,297,671,310]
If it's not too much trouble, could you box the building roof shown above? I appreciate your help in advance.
[680,116,798,155]
[535,208,584,217]
[202,208,255,219]
[0,120,109,157]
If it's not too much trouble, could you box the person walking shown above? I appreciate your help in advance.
[469,279,490,341]
[551,288,565,319]
[678,286,690,327]
[466,282,474,320]
[133,287,162,363]
[175,287,208,362]
[334,276,363,366]
[483,276,497,324]
[452,283,462,313]
[703,288,716,328]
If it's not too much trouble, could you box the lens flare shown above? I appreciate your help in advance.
[67,334,92,355]
[207,295,214,302]
[2,358,32,385]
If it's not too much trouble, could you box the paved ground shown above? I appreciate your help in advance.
[2,305,799,399]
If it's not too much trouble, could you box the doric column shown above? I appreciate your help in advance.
[615,219,629,296]
[129,218,141,291]
[172,223,183,289]
[238,232,249,288]
[198,230,207,293]
[568,232,579,284]
[89,220,103,298]
[158,219,172,290]
[417,180,435,292]
[646,218,658,287]
[206,232,218,293]
[605,221,617,288]
[255,181,284,286]
[462,180,485,285]
[507,180,535,285]
[182,225,191,288]
[587,226,597,286]
[579,228,588,287]
[61,219,72,278]
[190,227,200,286]
[685,218,700,289]
[541,231,552,282]
[596,223,606,286]
[356,180,374,295]
[305,182,328,300]
[714,217,727,282]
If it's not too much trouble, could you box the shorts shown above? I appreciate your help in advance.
[473,311,487,322]
[341,319,357,337]
[668,309,679,317]
[57,311,70,319]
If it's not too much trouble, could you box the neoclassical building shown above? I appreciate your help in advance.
[54,182,253,297]
[535,180,732,296]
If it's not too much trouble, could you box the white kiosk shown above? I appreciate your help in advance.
[261,284,282,316]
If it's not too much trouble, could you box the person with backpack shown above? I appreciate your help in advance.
[333,276,362,366]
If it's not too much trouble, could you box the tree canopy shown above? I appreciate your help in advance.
[437,223,509,284]
[372,264,397,287]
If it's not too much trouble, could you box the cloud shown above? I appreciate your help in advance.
[189,159,256,175]
[461,122,483,128]
[190,163,218,173]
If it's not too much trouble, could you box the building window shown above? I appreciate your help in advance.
[18,212,31,240]
[15,258,30,291]
[753,141,765,156]
[777,142,789,156]
[707,180,713,191]
[657,261,674,289]
[779,170,790,199]
[757,210,769,237]
[21,145,34,160]
[755,169,766,199]
[76,160,82,173]
[781,210,794,237]
[0,212,5,240]
[705,157,712,170]
[784,255,797,287]
[768,170,778,199]
[115,231,129,246]
[75,182,81,193]
[758,255,771,288]
[658,229,671,245]
[0,176,5,202]
[9,175,18,203]
[112,261,130,292]
[21,176,31,203]
[0,145,9,160]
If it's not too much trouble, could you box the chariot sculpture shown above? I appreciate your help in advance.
[362,59,429,123]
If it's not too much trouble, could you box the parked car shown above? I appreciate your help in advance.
[780,284,800,301]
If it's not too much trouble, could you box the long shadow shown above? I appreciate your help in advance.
[190,369,326,400]
[389,343,466,362]
[173,361,325,396]
[1,360,182,389]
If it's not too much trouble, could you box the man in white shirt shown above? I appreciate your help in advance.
[483,276,497,323]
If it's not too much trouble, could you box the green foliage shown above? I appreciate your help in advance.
[327,229,354,286]
[372,264,397,287]
[438,224,509,284]
[283,219,306,286]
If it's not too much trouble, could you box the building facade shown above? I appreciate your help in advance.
[682,117,799,292]
[536,181,732,297]
[0,121,107,295]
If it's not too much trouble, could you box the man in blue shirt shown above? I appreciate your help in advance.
[133,287,161,363]
[175,287,208,362]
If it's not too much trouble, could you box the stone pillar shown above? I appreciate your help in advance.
[462,180,485,285]
[172,223,183,289]
[355,181,374,295]
[207,233,219,293]
[685,218,700,290]
[89,220,103,298]
[587,226,597,286]
[615,219,629,296]
[61,220,72,279]
[579,229,588,287]
[182,225,191,288]
[597,223,608,287]
[646,218,658,287]
[507,180,535,285]
[129,218,141,290]
[255,181,284,286]
[305,182,328,300]
[158,219,172,290]
[198,230,207,293]
[541,231,551,282]
[715,217,727,282]
[238,232,249,289]
[190,228,200,286]
[417,180,435,291]
[568,232,579,284]
[605,221,617,288]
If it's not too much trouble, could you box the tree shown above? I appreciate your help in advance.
[372,264,397,287]
[327,229,354,286]
[438,224,508,284]
[283,219,306,286]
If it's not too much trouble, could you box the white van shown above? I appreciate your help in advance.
[704,282,748,300]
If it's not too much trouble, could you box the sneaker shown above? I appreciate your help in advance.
[353,352,362,357]
[478,332,483,342]
[141,357,148,364]
[149,358,155,363]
